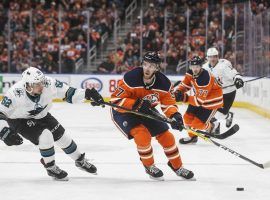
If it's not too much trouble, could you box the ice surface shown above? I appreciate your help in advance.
[1,103,270,200]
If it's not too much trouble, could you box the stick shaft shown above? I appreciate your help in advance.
[190,131,265,169]
[103,102,171,123]
[222,76,266,89]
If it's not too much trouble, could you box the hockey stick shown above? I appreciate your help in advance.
[173,80,181,87]
[190,130,270,169]
[104,102,269,169]
[103,101,238,139]
[145,105,239,140]
[222,76,266,89]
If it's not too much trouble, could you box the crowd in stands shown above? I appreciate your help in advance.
[0,0,269,75]
[0,0,132,73]
[251,0,269,14]
[97,0,235,74]
[98,0,270,75]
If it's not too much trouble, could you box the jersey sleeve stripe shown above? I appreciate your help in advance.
[181,82,191,89]
[193,96,200,106]
[197,95,223,104]
[203,96,223,103]
[162,105,176,113]
[202,101,223,108]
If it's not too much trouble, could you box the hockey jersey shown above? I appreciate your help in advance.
[177,68,223,110]
[111,67,178,118]
[0,77,85,120]
[203,59,241,94]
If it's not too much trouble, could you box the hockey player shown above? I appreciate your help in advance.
[175,56,223,144]
[203,47,244,127]
[0,67,104,181]
[110,52,194,180]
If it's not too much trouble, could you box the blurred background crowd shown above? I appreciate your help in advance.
[0,0,269,76]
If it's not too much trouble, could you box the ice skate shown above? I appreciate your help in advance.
[75,153,97,174]
[144,164,164,181]
[41,158,68,181]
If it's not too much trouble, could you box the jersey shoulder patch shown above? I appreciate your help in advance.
[44,76,53,88]
[195,69,210,86]
[13,88,25,97]
[123,67,144,87]
[9,81,25,98]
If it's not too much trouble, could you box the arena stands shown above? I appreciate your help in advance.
[0,0,269,75]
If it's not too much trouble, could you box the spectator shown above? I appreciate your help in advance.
[97,55,115,74]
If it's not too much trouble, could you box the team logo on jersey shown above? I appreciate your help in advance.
[27,120,36,127]
[44,78,51,87]
[142,93,159,105]
[81,78,103,92]
[28,104,48,116]
[14,88,24,97]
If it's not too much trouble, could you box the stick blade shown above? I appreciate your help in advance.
[263,161,270,169]
[214,124,240,139]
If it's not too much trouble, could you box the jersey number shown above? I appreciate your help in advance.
[55,80,63,88]
[1,96,12,108]
[198,89,208,97]
[115,87,125,97]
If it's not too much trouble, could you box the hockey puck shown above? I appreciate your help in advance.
[236,187,244,191]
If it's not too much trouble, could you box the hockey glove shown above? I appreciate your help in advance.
[0,127,23,146]
[174,90,188,102]
[132,99,152,114]
[85,88,105,106]
[170,112,184,131]
[234,76,244,89]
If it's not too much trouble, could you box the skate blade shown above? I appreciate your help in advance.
[52,176,69,181]
[149,175,164,181]
[185,177,196,181]
[177,177,196,181]
[179,142,198,145]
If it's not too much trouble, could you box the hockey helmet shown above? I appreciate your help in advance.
[142,51,162,71]
[189,56,204,67]
[206,47,219,57]
[143,52,162,64]
[22,67,45,88]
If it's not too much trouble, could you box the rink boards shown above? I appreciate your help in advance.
[1,74,269,118]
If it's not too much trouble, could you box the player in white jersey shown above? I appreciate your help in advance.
[203,47,244,128]
[0,67,105,181]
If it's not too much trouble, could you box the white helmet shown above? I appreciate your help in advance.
[206,47,219,57]
[22,67,45,92]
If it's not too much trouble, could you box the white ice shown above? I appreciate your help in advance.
[0,103,270,200]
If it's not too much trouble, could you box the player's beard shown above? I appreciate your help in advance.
[143,70,156,83]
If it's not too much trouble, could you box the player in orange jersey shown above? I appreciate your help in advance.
[174,56,223,144]
[110,52,194,180]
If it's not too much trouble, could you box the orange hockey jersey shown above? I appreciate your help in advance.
[177,69,223,110]
[111,67,178,118]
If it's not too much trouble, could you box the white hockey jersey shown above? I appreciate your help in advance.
[0,76,85,120]
[202,59,240,94]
